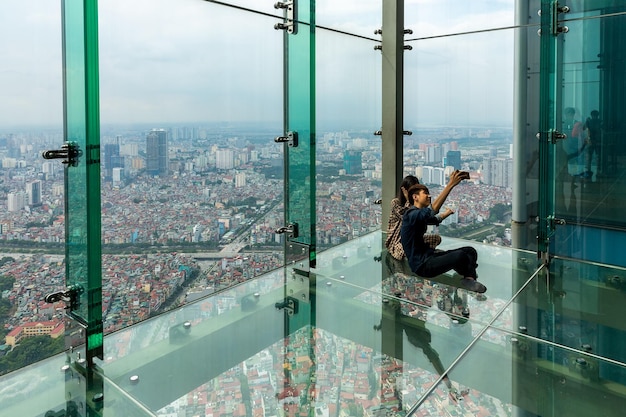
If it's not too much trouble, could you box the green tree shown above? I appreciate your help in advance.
[489,203,510,222]
[0,256,16,267]
[0,336,65,374]
[0,298,12,317]
[0,275,15,292]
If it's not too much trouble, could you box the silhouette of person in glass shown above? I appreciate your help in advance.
[583,110,602,179]
[562,107,586,177]
[556,107,586,218]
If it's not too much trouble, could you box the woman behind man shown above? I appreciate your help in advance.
[385,175,442,261]
[400,171,486,293]
[385,175,419,260]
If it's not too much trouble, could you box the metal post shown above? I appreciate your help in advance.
[381,0,404,233]
[512,0,530,250]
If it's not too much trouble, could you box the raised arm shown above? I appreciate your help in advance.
[431,170,467,213]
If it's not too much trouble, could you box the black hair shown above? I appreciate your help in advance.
[397,175,419,205]
[406,184,429,204]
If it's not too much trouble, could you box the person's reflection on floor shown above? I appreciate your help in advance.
[374,296,466,400]
[383,266,474,323]
[434,284,470,322]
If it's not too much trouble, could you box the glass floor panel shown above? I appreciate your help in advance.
[315,233,540,326]
[0,353,68,416]
[96,275,506,416]
[2,231,626,416]
[492,256,626,367]
[416,326,626,417]
[0,350,152,417]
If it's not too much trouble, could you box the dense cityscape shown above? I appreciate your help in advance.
[0,124,513,415]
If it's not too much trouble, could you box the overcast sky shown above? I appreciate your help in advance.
[0,0,515,130]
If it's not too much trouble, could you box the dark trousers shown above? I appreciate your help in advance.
[417,247,478,279]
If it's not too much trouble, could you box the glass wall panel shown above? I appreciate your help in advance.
[405,0,515,39]
[97,270,286,415]
[283,0,316,266]
[0,2,66,374]
[98,0,284,334]
[404,28,515,248]
[315,28,382,252]
[207,0,282,18]
[494,256,626,374]
[0,353,69,416]
[414,326,626,417]
[316,0,381,38]
[62,0,104,362]
[551,7,626,266]
[224,0,381,38]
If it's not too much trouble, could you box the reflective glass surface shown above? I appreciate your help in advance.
[0,351,154,416]
[403,28,516,248]
[5,1,626,416]
[405,0,515,39]
[316,0,381,38]
[316,27,382,252]
[550,9,626,264]
[493,256,626,368]
[0,354,68,416]
[0,1,67,373]
[417,326,626,417]
[284,0,315,259]
[3,233,626,416]
[63,0,104,360]
[315,233,539,322]
[97,0,284,335]
[86,232,542,416]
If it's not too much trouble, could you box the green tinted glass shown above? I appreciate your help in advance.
[551,4,626,263]
[537,0,559,254]
[283,0,316,266]
[62,0,103,358]
[415,325,626,416]
[316,28,382,252]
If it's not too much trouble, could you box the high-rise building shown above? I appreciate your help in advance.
[26,180,42,206]
[446,150,462,170]
[112,167,124,184]
[2,158,17,168]
[235,172,246,188]
[343,150,362,175]
[42,161,56,177]
[483,157,513,188]
[120,143,139,156]
[432,167,446,186]
[7,192,26,212]
[146,129,169,176]
[216,149,234,170]
[426,145,442,165]
[103,142,123,181]
[420,166,434,184]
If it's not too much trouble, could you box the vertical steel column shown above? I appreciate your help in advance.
[381,0,404,233]
[537,0,559,260]
[512,0,530,250]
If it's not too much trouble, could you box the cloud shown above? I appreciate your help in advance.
[0,1,62,127]
[0,0,516,129]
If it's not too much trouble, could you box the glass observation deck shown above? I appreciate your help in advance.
[3,231,625,416]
